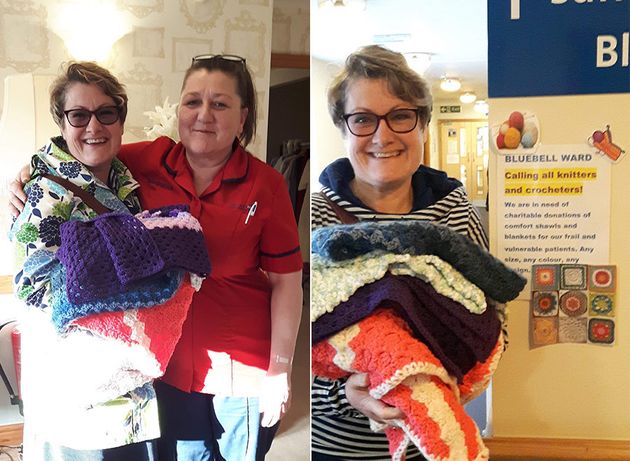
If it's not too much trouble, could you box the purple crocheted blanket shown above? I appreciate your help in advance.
[312,273,501,383]
[57,205,211,304]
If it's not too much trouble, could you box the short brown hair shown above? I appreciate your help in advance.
[50,62,128,128]
[182,56,257,147]
[327,45,433,133]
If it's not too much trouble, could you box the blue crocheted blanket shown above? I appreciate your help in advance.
[50,264,183,332]
[311,220,526,303]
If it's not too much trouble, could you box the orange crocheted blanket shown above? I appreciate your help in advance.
[312,307,503,461]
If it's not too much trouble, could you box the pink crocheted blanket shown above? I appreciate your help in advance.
[312,307,503,461]
[61,277,196,407]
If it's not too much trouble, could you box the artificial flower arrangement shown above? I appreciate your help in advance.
[144,97,179,141]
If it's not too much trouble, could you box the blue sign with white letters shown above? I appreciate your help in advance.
[488,0,630,97]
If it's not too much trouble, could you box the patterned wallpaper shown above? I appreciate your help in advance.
[0,0,309,158]
[0,0,308,279]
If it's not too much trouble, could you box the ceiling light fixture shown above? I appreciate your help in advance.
[459,92,477,104]
[474,100,489,115]
[318,0,366,10]
[404,52,432,76]
[440,77,461,92]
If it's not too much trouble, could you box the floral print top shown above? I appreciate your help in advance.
[8,138,160,450]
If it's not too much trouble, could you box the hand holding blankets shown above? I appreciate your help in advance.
[26,277,196,410]
[312,220,526,303]
[44,205,211,408]
[312,308,502,461]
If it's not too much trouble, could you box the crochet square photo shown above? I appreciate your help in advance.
[559,290,587,317]
[589,293,615,317]
[531,265,559,291]
[588,318,615,344]
[559,317,587,343]
[559,264,587,290]
[588,265,616,292]
[531,291,558,317]
[531,317,558,347]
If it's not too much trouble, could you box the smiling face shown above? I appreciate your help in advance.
[178,69,248,162]
[60,82,123,182]
[343,78,427,194]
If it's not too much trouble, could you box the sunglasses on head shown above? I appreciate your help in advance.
[192,54,246,65]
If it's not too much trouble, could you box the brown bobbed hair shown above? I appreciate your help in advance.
[50,61,128,128]
[182,57,257,148]
[327,45,433,134]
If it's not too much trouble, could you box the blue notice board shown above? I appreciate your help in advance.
[488,1,630,98]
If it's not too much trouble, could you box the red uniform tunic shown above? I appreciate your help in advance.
[119,137,302,395]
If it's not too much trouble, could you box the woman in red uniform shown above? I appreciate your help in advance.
[10,54,303,461]
[124,55,303,461]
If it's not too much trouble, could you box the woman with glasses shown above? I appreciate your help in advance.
[9,62,160,460]
[311,45,488,460]
[118,54,303,461]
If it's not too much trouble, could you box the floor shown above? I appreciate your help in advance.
[266,279,310,460]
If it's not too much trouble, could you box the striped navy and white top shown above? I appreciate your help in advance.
[311,186,490,460]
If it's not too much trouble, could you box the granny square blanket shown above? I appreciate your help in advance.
[311,253,487,323]
[42,277,196,408]
[57,205,211,304]
[312,273,501,383]
[50,265,183,331]
[312,220,526,303]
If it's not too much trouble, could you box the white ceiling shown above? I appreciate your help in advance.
[311,0,488,102]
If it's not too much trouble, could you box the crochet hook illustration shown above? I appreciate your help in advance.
[588,125,625,162]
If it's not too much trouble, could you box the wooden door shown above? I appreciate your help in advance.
[439,120,488,206]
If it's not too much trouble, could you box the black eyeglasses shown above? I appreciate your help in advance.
[192,54,246,65]
[342,108,422,137]
[63,106,120,128]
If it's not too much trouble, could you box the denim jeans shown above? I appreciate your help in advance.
[155,381,279,461]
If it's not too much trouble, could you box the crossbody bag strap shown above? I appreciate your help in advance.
[41,173,112,215]
[319,191,359,224]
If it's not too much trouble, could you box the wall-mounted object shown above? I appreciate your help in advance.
[49,1,131,61]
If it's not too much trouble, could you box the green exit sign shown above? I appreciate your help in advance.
[440,105,461,113]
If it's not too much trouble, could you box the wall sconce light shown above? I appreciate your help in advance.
[474,100,489,115]
[50,1,131,62]
[440,77,461,92]
[459,92,477,104]
[404,52,432,76]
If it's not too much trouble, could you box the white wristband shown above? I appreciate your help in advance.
[274,354,292,364]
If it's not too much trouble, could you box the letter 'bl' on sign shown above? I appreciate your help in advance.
[597,33,630,68]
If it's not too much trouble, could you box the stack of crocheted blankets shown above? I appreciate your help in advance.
[49,205,211,408]
[311,220,526,461]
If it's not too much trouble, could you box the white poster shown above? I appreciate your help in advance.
[496,144,611,296]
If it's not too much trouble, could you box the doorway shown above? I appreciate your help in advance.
[439,119,489,207]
